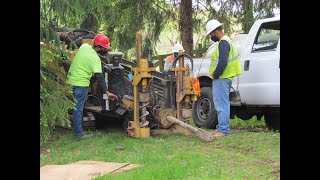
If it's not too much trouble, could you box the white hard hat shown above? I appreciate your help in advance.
[172,43,185,53]
[205,19,223,36]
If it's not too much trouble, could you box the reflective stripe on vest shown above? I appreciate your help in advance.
[210,55,239,66]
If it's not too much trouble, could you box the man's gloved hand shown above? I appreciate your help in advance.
[163,63,172,73]
[128,72,133,81]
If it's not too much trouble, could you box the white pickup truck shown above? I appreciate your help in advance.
[190,16,280,131]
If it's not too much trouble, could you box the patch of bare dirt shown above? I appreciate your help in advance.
[248,157,278,166]
[40,147,50,154]
[262,158,280,178]
[226,144,257,155]
[200,143,223,155]
[40,147,52,161]
[46,127,73,142]
[248,158,280,177]
[212,143,223,149]
[240,147,256,154]
[231,126,269,132]
[271,166,280,177]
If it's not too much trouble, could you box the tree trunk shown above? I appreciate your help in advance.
[242,0,254,33]
[179,0,193,55]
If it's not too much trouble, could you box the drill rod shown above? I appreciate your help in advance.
[166,116,214,142]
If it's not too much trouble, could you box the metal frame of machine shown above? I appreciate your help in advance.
[42,31,214,142]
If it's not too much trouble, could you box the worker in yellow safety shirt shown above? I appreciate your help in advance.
[67,34,118,139]
[205,19,242,137]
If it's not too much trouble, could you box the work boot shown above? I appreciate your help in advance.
[79,133,93,139]
[212,131,226,137]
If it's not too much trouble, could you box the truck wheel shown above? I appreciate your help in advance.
[192,87,218,129]
[264,114,280,131]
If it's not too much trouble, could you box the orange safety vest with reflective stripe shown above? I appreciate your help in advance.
[166,55,175,63]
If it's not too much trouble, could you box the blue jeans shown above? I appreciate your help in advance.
[72,86,88,138]
[212,78,232,135]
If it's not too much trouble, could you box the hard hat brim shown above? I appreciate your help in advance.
[92,40,110,49]
[102,44,110,49]
[205,30,212,36]
[205,23,223,36]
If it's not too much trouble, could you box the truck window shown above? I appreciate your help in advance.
[252,21,280,52]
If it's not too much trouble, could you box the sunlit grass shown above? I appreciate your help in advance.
[41,117,279,179]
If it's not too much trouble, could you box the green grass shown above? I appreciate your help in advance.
[230,116,269,129]
[40,118,280,179]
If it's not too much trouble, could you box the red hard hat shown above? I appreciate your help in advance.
[93,34,110,49]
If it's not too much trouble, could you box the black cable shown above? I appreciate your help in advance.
[169,53,193,109]
[169,75,176,109]
[172,53,194,71]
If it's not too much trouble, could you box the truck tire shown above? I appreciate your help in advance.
[192,87,218,129]
[264,114,280,131]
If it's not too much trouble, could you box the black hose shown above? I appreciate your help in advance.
[170,53,193,109]
[172,53,193,71]
[41,67,66,86]
[72,29,90,33]
[169,76,176,109]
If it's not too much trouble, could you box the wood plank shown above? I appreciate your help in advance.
[40,160,140,180]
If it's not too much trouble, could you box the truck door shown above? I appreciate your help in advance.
[235,20,280,105]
